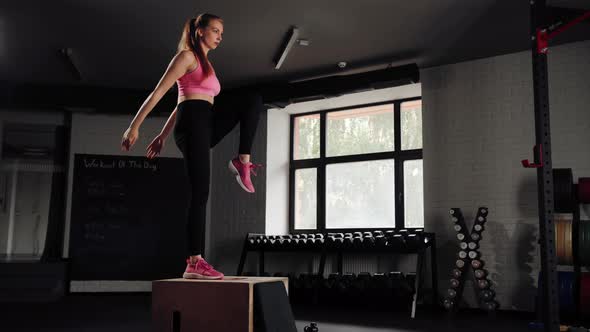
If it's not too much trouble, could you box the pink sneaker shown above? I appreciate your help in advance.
[228,157,263,193]
[182,258,224,280]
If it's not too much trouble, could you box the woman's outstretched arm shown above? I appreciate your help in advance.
[122,50,193,151]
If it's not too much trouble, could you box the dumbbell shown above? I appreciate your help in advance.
[352,272,372,292]
[443,298,455,310]
[388,271,410,296]
[323,273,341,290]
[263,236,274,249]
[281,235,293,248]
[388,234,406,249]
[277,236,290,249]
[476,209,488,221]
[269,237,281,248]
[363,231,373,238]
[306,237,317,248]
[352,235,364,248]
[483,301,497,311]
[300,238,311,248]
[474,224,484,232]
[456,259,467,269]
[447,288,457,298]
[257,236,268,248]
[373,230,384,237]
[363,234,376,248]
[471,259,483,269]
[458,251,468,259]
[353,231,363,238]
[369,272,390,305]
[247,237,257,248]
[275,236,285,248]
[371,272,389,289]
[375,235,387,247]
[450,278,460,288]
[326,235,336,247]
[468,242,479,250]
[481,289,495,301]
[474,269,486,279]
[327,233,343,248]
[307,234,320,248]
[471,233,481,241]
[315,233,325,240]
[477,279,490,289]
[290,238,302,248]
[468,251,479,259]
[299,238,311,248]
[343,235,354,248]
[452,269,462,279]
[336,273,355,292]
[459,242,468,250]
[314,237,325,247]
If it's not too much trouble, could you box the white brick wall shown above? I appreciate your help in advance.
[422,40,590,311]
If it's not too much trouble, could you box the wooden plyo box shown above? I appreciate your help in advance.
[152,276,290,332]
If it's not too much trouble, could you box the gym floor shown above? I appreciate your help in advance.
[1,293,535,332]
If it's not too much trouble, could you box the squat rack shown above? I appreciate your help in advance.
[525,1,590,332]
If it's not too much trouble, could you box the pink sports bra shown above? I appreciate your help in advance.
[177,57,221,98]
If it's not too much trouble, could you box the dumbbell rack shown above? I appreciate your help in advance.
[237,232,329,277]
[443,207,498,313]
[237,229,438,319]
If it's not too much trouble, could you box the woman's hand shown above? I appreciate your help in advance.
[121,127,139,151]
[146,135,165,159]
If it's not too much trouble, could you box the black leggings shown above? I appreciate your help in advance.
[173,92,262,256]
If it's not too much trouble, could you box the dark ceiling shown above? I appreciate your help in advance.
[1,0,589,92]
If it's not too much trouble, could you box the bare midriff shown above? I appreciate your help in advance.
[178,93,214,105]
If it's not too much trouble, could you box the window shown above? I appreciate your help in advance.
[289,98,423,232]
[0,123,65,260]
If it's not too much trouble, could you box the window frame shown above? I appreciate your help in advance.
[289,96,423,234]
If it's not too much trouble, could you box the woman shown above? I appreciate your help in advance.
[121,13,263,280]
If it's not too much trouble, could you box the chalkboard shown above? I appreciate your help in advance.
[69,154,189,280]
